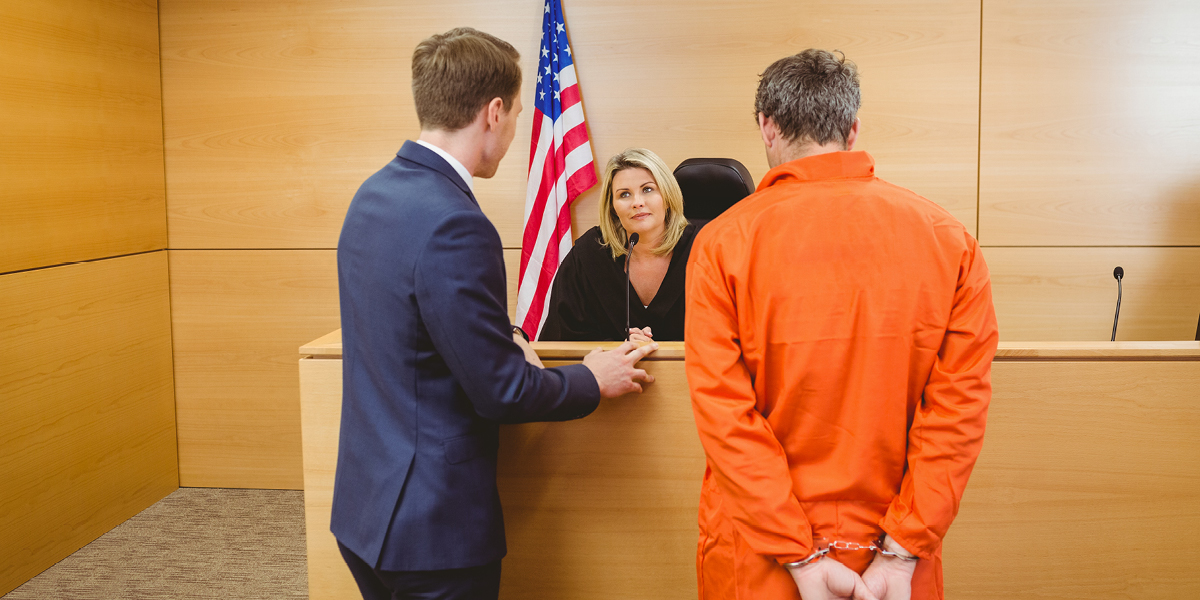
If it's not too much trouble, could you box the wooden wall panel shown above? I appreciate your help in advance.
[979,0,1200,246]
[985,247,1200,341]
[171,248,520,489]
[159,0,531,249]
[0,0,166,274]
[565,0,981,239]
[170,250,340,488]
[160,0,980,250]
[0,253,177,596]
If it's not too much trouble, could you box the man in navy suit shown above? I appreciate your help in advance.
[332,28,658,600]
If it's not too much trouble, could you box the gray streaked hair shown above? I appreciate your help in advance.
[754,49,861,148]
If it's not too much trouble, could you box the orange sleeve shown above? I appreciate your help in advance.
[685,234,815,564]
[880,234,999,560]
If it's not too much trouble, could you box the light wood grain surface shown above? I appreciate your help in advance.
[943,360,1200,598]
[978,0,1200,246]
[298,354,703,600]
[160,0,980,250]
[985,246,1200,341]
[172,247,519,488]
[565,0,981,241]
[170,250,341,489]
[0,0,166,274]
[300,331,1200,361]
[298,357,354,600]
[498,359,703,599]
[298,340,1200,599]
[0,253,178,597]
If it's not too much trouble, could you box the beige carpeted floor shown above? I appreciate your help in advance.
[3,488,308,599]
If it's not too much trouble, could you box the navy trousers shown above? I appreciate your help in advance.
[338,541,502,600]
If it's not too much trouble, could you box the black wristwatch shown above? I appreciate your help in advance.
[511,325,530,342]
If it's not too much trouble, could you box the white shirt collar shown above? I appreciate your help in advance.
[415,140,474,194]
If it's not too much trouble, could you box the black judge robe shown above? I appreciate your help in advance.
[539,223,698,342]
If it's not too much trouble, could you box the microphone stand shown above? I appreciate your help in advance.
[1111,266,1123,342]
[624,233,639,341]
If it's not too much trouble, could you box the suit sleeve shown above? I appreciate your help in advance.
[684,232,816,564]
[415,210,600,423]
[880,234,999,559]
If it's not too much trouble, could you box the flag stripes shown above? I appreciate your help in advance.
[516,1,598,339]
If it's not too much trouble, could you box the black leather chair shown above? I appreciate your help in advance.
[673,158,756,227]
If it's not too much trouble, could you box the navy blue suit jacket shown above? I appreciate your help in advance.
[332,141,601,571]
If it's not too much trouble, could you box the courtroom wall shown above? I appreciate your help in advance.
[0,1,176,595]
[980,1,1200,340]
[159,0,1200,488]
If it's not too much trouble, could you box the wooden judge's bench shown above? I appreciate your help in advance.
[299,331,1200,599]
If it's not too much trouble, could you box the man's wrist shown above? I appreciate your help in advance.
[782,547,829,570]
[878,535,918,561]
[511,325,530,342]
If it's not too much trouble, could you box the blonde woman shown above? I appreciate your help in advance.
[540,148,698,341]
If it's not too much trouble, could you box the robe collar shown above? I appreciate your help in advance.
[756,150,875,192]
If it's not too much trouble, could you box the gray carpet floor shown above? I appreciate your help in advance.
[3,488,308,599]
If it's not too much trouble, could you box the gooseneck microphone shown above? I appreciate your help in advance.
[1111,266,1124,342]
[624,233,639,341]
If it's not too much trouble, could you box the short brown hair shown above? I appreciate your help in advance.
[412,27,522,131]
[754,49,860,147]
[597,148,688,260]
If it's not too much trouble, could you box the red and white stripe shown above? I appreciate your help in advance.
[516,63,597,338]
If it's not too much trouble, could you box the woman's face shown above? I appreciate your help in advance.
[611,167,666,245]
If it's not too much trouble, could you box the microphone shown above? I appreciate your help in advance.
[1111,266,1123,342]
[625,233,639,341]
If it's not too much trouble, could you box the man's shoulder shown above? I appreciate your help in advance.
[870,177,963,226]
[363,153,467,197]
[339,155,488,266]
[351,156,477,218]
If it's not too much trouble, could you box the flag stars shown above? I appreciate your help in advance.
[545,64,551,75]
[556,22,565,34]
[540,90,545,100]
[541,46,549,58]
[554,90,560,101]
[544,2,550,13]
[565,46,572,57]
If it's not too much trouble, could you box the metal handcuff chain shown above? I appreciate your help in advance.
[783,539,917,569]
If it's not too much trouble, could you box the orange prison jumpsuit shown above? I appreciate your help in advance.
[685,151,998,600]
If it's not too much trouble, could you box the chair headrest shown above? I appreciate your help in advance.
[673,158,756,221]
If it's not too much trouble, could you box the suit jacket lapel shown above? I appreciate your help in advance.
[396,140,478,206]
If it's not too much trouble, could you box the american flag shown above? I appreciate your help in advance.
[515,0,597,339]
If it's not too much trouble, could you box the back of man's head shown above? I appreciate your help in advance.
[412,27,522,132]
[754,49,861,149]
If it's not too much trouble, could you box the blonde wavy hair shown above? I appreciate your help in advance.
[597,148,687,260]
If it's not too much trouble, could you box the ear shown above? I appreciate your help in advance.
[484,97,505,131]
[758,113,777,148]
[844,118,860,151]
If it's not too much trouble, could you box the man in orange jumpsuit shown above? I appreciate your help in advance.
[685,49,998,600]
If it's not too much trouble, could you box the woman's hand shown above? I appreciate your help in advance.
[627,327,654,343]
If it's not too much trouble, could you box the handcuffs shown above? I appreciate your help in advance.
[783,538,918,569]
